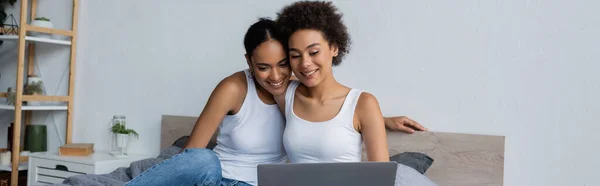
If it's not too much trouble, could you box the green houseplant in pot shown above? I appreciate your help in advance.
[110,123,139,152]
[30,16,53,38]
[25,75,44,105]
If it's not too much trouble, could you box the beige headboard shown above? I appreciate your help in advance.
[161,114,504,186]
[382,131,504,186]
[160,115,217,150]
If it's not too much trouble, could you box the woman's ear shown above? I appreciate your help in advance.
[245,54,251,66]
[330,44,339,57]
[245,54,254,69]
[245,54,255,75]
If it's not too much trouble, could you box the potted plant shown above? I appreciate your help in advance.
[25,76,44,105]
[29,16,53,38]
[110,123,139,149]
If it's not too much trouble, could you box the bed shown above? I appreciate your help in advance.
[161,114,505,186]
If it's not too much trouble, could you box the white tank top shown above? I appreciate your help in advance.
[282,80,363,163]
[212,69,287,185]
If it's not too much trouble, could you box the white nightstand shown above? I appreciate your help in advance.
[27,151,152,185]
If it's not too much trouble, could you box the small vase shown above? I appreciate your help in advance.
[6,87,16,105]
[26,76,44,106]
[24,125,47,152]
[29,20,53,38]
[0,151,11,165]
[116,134,129,148]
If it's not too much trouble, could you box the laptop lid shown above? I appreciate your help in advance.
[258,162,398,186]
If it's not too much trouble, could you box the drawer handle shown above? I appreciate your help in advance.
[55,164,69,171]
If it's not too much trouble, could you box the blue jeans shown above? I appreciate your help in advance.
[125,148,252,186]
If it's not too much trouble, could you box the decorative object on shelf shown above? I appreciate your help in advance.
[109,115,139,157]
[59,143,94,156]
[29,16,53,38]
[7,122,14,151]
[6,87,15,105]
[25,75,44,105]
[0,0,17,36]
[0,151,10,165]
[0,0,17,47]
[24,124,47,152]
[0,13,18,35]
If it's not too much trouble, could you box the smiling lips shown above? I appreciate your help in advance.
[301,69,318,79]
[268,80,284,88]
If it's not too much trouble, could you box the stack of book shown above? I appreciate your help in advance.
[58,143,95,156]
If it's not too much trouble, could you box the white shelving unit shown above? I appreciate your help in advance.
[0,103,68,111]
[0,35,71,45]
[0,163,28,172]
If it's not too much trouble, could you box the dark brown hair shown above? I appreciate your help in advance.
[243,17,282,58]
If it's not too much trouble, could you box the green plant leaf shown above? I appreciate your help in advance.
[34,17,50,21]
[110,123,139,139]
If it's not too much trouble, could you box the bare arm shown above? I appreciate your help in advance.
[183,76,244,151]
[356,92,390,161]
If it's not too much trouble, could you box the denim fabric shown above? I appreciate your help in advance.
[220,178,252,186]
[125,148,251,186]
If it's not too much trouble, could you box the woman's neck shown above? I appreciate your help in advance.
[305,73,343,101]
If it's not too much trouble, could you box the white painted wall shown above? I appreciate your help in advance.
[0,0,72,152]
[70,0,600,185]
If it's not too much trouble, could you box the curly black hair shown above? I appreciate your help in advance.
[275,1,351,66]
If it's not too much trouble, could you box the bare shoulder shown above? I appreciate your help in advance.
[355,91,384,122]
[356,92,381,110]
[215,71,247,96]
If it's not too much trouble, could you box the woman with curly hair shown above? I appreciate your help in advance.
[275,1,390,163]
[273,2,438,185]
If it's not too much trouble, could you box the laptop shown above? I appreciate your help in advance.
[257,162,398,186]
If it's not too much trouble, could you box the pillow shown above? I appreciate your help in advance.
[172,136,189,148]
[390,152,434,174]
[172,136,217,150]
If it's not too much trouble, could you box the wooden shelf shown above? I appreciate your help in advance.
[26,25,73,36]
[0,103,67,111]
[0,162,28,172]
[23,95,70,102]
[4,0,79,185]
[0,35,71,46]
[0,94,70,102]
